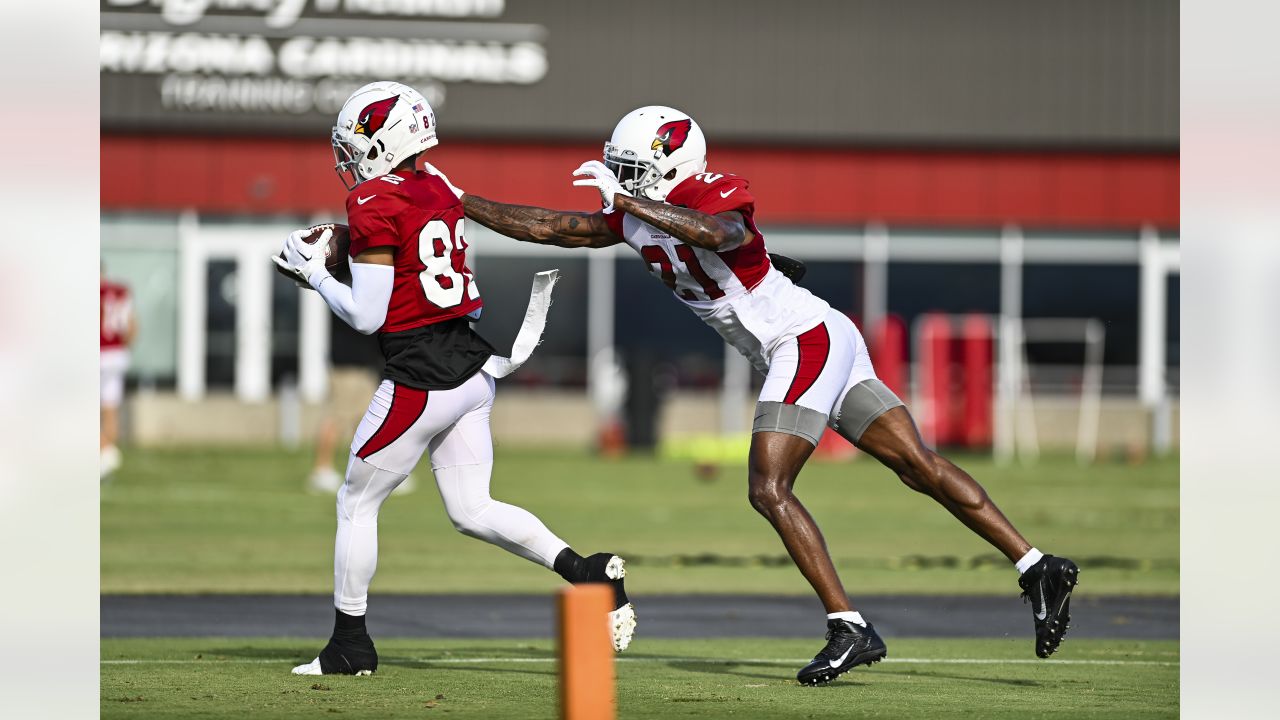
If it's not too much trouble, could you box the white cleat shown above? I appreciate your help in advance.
[291,656,373,676]
[603,556,636,652]
[306,467,343,494]
[100,445,122,478]
[609,603,637,652]
[604,555,626,581]
[291,657,323,675]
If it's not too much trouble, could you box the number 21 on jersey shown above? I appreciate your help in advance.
[418,218,478,309]
[640,244,726,301]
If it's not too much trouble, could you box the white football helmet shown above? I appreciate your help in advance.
[332,81,438,190]
[603,106,707,202]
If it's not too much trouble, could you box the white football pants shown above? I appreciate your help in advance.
[100,348,130,408]
[757,309,878,419]
[334,371,570,615]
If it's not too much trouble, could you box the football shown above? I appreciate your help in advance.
[274,223,353,285]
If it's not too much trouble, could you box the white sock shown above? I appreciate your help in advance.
[1015,548,1045,575]
[827,611,866,627]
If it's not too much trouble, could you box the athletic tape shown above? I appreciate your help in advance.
[481,269,560,379]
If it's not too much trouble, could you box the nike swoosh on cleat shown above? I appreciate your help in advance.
[357,195,377,205]
[719,187,738,199]
[1035,578,1047,620]
[828,646,854,669]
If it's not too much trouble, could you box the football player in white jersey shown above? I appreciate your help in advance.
[430,106,1079,685]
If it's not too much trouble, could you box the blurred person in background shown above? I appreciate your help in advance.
[274,81,635,677]
[307,417,345,494]
[451,105,1080,685]
[100,264,136,478]
[308,416,416,495]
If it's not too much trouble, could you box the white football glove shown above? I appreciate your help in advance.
[421,160,464,200]
[572,160,630,213]
[277,227,330,285]
[270,254,309,288]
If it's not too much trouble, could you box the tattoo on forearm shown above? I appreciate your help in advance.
[463,195,554,241]
[555,214,602,236]
[615,196,744,251]
[462,195,608,247]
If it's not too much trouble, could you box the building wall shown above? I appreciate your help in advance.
[101,0,1179,147]
[100,1,1179,226]
[101,135,1177,229]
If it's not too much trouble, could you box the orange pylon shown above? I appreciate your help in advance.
[558,584,616,720]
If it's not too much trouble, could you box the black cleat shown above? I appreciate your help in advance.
[555,550,638,651]
[583,553,629,609]
[582,553,636,652]
[293,632,378,675]
[1018,554,1079,658]
[796,620,887,685]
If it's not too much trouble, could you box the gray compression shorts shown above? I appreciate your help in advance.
[753,379,904,447]
[753,401,829,446]
[830,379,904,444]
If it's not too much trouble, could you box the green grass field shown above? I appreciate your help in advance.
[102,447,1177,596]
[101,637,1178,719]
[102,448,1178,717]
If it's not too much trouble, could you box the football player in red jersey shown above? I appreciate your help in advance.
[445,106,1080,684]
[100,266,136,477]
[274,82,635,677]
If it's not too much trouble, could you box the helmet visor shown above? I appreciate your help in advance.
[604,143,662,195]
[331,130,363,191]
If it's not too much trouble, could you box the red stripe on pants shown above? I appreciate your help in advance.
[783,323,831,405]
[356,384,429,460]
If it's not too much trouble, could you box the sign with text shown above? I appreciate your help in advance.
[100,0,1178,146]
[101,0,547,132]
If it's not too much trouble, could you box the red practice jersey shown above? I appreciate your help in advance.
[100,280,132,349]
[345,169,482,333]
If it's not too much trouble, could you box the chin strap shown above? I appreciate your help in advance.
[481,269,560,379]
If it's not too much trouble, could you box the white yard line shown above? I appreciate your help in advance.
[102,656,1179,667]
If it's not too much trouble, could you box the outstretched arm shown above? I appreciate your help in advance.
[419,160,620,249]
[462,194,621,249]
[569,161,752,252]
[613,195,752,252]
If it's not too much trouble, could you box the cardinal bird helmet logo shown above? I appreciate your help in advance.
[354,97,398,138]
[651,119,692,157]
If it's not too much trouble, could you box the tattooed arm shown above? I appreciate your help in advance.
[612,194,753,252]
[462,195,622,249]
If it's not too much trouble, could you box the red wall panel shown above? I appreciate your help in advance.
[100,134,1178,229]
[929,155,993,225]
[988,155,1048,223]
